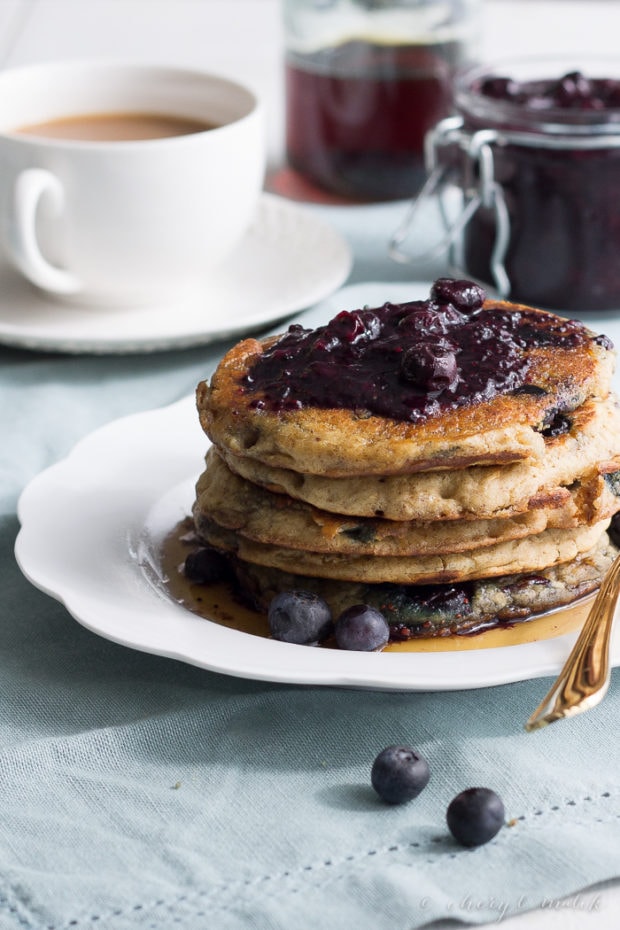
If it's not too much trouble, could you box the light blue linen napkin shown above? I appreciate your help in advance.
[2,201,620,929]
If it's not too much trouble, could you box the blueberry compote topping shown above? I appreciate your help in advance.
[477,70,620,112]
[242,279,598,423]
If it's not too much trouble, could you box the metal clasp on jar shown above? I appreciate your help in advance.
[391,116,620,301]
[389,116,511,296]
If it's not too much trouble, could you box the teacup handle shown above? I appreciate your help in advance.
[12,168,81,294]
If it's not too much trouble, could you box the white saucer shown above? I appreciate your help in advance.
[0,193,352,354]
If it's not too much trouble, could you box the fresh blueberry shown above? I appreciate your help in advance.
[446,787,505,847]
[184,547,231,584]
[601,78,620,109]
[328,309,381,344]
[268,591,333,645]
[371,745,431,804]
[479,76,520,101]
[401,340,459,392]
[403,306,458,334]
[593,332,614,351]
[552,71,593,109]
[540,411,572,438]
[334,604,389,651]
[430,278,486,314]
[609,512,620,547]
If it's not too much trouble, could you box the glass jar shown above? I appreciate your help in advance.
[392,55,620,312]
[283,0,480,202]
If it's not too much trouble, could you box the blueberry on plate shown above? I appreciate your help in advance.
[371,745,431,804]
[608,511,620,547]
[268,590,332,645]
[334,604,389,651]
[446,787,505,847]
[184,547,231,584]
[430,277,486,314]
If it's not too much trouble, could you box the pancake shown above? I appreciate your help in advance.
[196,517,609,585]
[188,280,620,641]
[197,294,614,478]
[230,534,617,637]
[219,396,620,522]
[194,448,620,557]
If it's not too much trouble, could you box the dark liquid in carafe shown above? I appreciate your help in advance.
[285,39,463,201]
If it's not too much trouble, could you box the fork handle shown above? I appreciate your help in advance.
[525,555,620,731]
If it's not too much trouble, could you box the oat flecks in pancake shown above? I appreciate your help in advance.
[194,450,620,557]
[219,397,620,521]
[196,516,609,585]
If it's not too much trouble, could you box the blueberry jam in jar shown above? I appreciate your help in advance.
[422,57,620,312]
[404,57,620,314]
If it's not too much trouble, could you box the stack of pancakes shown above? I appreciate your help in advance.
[192,284,620,638]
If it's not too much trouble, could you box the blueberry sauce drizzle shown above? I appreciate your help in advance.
[242,279,602,424]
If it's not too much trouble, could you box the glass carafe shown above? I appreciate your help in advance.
[283,0,480,201]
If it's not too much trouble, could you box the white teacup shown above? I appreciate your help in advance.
[0,61,265,307]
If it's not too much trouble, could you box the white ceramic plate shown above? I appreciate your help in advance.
[14,282,620,691]
[0,193,352,354]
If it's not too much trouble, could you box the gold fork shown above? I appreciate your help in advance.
[525,555,620,732]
